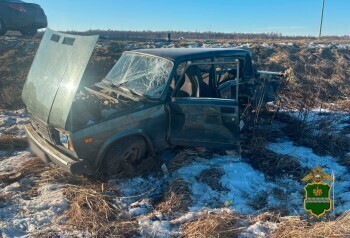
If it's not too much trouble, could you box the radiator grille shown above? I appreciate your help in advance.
[29,114,52,142]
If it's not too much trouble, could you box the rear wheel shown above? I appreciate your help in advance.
[20,28,37,36]
[100,136,147,179]
[0,19,7,36]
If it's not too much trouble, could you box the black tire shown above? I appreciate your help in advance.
[20,28,37,36]
[100,136,147,179]
[0,19,7,36]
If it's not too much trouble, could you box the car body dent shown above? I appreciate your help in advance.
[70,103,167,169]
[23,31,282,175]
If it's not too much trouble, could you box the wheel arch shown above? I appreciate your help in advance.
[94,129,154,172]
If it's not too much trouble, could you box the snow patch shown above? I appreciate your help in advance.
[268,139,350,215]
[0,183,68,237]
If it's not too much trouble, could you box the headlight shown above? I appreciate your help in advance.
[59,131,68,148]
[58,130,75,152]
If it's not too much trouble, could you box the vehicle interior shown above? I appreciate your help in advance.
[172,58,242,101]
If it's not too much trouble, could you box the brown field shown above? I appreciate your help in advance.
[1,35,350,110]
[0,34,349,237]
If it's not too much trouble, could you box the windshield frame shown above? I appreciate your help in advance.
[105,51,175,100]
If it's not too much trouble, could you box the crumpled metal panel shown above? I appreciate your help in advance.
[22,28,98,129]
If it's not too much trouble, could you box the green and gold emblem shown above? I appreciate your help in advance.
[302,166,334,218]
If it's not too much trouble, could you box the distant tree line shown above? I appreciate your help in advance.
[63,29,349,41]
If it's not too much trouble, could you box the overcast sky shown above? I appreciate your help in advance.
[30,0,349,36]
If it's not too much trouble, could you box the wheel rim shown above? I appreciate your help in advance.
[112,145,144,175]
[122,146,142,166]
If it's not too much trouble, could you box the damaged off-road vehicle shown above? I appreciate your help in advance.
[22,29,282,177]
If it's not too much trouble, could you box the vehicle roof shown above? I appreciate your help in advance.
[0,0,25,3]
[130,48,252,62]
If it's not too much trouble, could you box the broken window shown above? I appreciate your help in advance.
[106,52,173,98]
[173,58,240,100]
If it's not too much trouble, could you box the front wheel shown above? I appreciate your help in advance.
[100,136,147,179]
[0,19,7,36]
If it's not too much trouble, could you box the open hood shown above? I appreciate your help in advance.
[22,28,98,129]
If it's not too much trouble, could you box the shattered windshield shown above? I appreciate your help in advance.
[105,52,173,98]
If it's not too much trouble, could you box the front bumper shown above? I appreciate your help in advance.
[24,124,94,175]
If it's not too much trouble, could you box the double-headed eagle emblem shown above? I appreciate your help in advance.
[302,166,334,218]
[302,166,333,183]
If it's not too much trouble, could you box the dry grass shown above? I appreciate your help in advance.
[95,220,140,238]
[0,154,138,236]
[63,186,127,234]
[251,45,350,109]
[196,167,226,191]
[55,167,139,236]
[277,112,350,159]
[254,212,281,223]
[39,166,140,236]
[1,39,350,110]
[156,179,192,217]
[0,157,46,184]
[323,100,350,112]
[0,43,36,109]
[271,211,350,238]
[181,210,248,238]
[238,109,308,180]
[0,135,28,150]
[243,148,306,180]
[40,166,99,189]
[167,147,212,172]
[0,193,12,206]
[240,113,306,180]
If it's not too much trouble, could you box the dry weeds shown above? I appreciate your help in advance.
[271,211,350,238]
[241,113,306,179]
[156,179,192,217]
[196,167,226,191]
[244,148,306,180]
[63,186,125,234]
[1,38,349,110]
[0,154,138,236]
[252,45,350,109]
[0,157,46,184]
[95,220,140,238]
[167,147,212,172]
[0,135,28,150]
[277,112,350,159]
[181,210,248,238]
[41,166,99,189]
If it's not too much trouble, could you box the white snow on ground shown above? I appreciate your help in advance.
[0,183,68,237]
[285,110,350,134]
[0,109,29,137]
[307,42,350,49]
[0,151,32,173]
[0,109,349,237]
[240,221,278,238]
[110,110,350,236]
[0,151,69,237]
[268,141,346,173]
[174,156,271,213]
[268,140,350,215]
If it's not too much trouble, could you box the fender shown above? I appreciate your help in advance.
[93,129,154,170]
